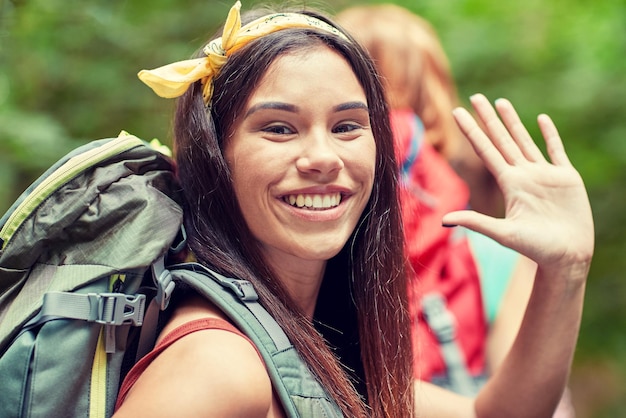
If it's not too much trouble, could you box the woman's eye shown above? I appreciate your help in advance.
[262,124,294,135]
[333,123,362,134]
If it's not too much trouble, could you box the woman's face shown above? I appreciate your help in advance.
[225,45,376,273]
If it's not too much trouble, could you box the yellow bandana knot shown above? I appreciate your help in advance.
[137,1,348,105]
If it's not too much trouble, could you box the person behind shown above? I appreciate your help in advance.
[113,2,594,417]
[333,3,521,341]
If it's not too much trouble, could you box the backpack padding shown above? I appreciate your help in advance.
[169,263,343,418]
[0,135,183,353]
[0,138,113,229]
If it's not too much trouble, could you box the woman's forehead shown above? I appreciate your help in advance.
[245,46,365,108]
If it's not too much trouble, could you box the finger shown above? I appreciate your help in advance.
[452,106,507,174]
[494,98,545,162]
[538,114,572,167]
[469,94,525,165]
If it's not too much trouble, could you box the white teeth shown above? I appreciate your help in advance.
[285,193,342,209]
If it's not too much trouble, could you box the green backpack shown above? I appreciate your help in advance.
[0,132,341,418]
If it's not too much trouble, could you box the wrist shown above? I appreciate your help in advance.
[534,260,590,296]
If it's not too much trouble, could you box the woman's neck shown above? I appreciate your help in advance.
[263,252,327,319]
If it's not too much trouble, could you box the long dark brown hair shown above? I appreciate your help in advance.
[173,8,413,418]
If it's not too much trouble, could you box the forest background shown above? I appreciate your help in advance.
[1,0,624,416]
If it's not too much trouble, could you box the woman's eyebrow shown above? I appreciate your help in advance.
[245,102,298,118]
[334,101,369,112]
[244,101,369,118]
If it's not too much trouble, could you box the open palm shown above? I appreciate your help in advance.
[443,94,594,270]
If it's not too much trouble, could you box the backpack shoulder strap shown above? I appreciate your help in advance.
[168,262,343,418]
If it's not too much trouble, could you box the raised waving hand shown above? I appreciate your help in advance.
[432,94,594,417]
[443,94,594,274]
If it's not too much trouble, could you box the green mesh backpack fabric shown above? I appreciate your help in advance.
[0,132,342,418]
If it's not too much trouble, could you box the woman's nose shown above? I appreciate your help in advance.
[295,131,344,178]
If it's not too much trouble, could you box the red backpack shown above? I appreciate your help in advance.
[391,109,488,394]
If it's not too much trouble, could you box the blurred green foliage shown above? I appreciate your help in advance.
[1,0,625,416]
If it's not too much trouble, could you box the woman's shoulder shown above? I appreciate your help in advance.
[115,294,274,417]
[158,292,236,336]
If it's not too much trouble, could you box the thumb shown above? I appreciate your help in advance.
[442,210,505,242]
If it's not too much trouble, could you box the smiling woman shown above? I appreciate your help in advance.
[112,2,594,418]
[227,46,376,280]
[115,2,410,417]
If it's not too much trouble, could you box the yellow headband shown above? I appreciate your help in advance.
[137,1,348,105]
